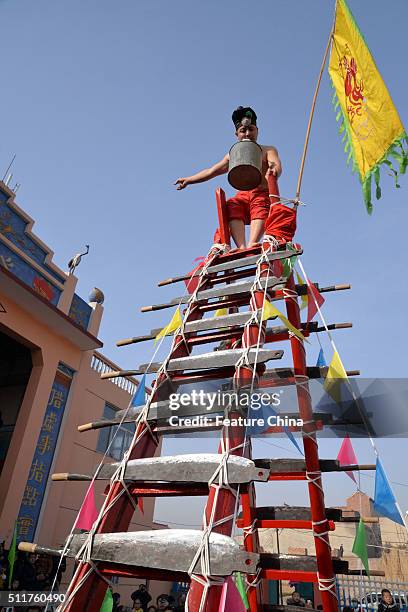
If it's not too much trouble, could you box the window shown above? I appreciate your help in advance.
[96,403,135,460]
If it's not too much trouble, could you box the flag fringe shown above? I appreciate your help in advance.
[330,83,408,214]
[361,132,408,215]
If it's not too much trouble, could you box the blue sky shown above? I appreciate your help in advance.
[1,0,407,529]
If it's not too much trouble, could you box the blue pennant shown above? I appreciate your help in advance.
[316,348,327,367]
[131,374,146,407]
[374,458,404,525]
[248,400,303,455]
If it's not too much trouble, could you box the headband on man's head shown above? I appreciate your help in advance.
[232,106,257,129]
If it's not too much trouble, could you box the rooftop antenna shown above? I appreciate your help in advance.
[2,154,16,182]
[4,173,13,187]
[13,183,21,193]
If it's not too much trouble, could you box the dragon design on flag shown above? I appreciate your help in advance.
[340,45,364,124]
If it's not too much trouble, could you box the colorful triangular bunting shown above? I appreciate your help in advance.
[337,434,358,483]
[248,401,303,455]
[100,587,113,612]
[215,308,228,317]
[218,577,247,612]
[296,271,308,311]
[316,348,327,367]
[74,481,99,531]
[352,518,370,575]
[154,307,183,345]
[7,522,17,588]
[131,374,146,407]
[307,282,325,322]
[323,350,348,403]
[374,458,404,525]
[262,300,308,343]
[235,573,249,610]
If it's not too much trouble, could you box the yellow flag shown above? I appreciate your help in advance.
[154,307,182,344]
[324,350,348,403]
[262,300,308,343]
[214,308,228,317]
[329,0,407,213]
[296,271,308,311]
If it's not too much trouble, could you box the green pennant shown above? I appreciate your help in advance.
[235,572,249,610]
[281,243,297,278]
[7,522,17,588]
[352,518,370,575]
[100,587,113,612]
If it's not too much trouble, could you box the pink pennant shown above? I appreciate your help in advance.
[184,257,205,294]
[74,481,99,530]
[307,282,325,322]
[337,434,358,482]
[138,497,144,515]
[218,577,247,612]
[218,579,228,611]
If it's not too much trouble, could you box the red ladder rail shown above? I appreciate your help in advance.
[283,273,338,612]
[215,187,231,246]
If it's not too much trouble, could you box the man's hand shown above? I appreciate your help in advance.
[174,178,190,190]
[266,160,282,177]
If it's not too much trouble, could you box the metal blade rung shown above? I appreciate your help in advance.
[205,247,302,275]
[62,530,259,576]
[136,348,283,374]
[166,276,285,306]
[95,454,270,483]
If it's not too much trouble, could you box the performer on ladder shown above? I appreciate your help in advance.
[175,106,283,248]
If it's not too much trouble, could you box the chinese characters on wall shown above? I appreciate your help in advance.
[16,365,74,542]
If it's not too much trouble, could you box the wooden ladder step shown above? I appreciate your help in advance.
[238,505,376,525]
[257,458,375,479]
[259,552,348,575]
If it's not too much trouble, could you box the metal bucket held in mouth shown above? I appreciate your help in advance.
[228,139,263,191]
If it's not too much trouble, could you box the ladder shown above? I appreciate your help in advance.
[20,177,374,612]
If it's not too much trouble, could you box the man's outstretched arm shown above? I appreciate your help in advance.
[175,154,229,190]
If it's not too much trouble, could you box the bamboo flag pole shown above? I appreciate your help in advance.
[296,27,335,200]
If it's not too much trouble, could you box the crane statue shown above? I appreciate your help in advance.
[68,244,89,275]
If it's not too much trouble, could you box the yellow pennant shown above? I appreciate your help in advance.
[296,271,308,310]
[154,307,182,344]
[214,308,228,317]
[323,350,348,403]
[262,300,308,343]
[328,0,407,213]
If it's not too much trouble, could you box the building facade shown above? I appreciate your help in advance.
[0,181,171,604]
